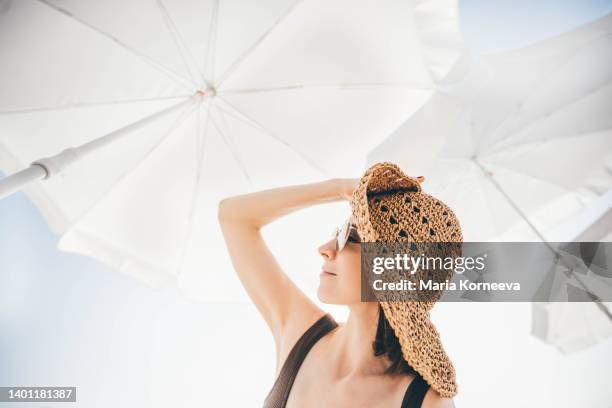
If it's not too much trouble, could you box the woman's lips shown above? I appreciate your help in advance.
[320,269,337,277]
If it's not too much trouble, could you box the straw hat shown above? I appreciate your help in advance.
[350,161,463,398]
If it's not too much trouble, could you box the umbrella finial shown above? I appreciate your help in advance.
[194,88,216,101]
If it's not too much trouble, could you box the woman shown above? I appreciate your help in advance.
[218,162,461,407]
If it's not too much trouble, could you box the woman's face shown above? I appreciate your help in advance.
[317,215,362,305]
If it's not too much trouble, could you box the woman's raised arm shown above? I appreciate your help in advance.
[217,178,357,370]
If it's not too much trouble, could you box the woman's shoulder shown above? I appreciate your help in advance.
[275,309,333,373]
[421,387,455,408]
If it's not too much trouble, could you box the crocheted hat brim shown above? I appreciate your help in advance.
[350,162,458,398]
[380,301,457,398]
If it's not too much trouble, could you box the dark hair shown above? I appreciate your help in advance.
[372,303,418,376]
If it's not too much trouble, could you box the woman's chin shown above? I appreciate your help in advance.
[316,286,334,304]
[317,286,346,305]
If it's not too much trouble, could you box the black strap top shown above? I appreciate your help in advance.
[262,313,430,408]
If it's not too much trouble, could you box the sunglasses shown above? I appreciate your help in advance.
[331,218,361,252]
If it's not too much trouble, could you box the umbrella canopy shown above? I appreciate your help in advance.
[369,11,612,242]
[0,0,464,301]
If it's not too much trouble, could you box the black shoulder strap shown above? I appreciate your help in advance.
[263,313,338,408]
[401,375,430,408]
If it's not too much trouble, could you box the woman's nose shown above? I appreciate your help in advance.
[318,238,336,259]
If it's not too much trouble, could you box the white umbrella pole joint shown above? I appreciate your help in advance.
[0,92,209,200]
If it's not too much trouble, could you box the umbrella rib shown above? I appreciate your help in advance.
[210,110,253,186]
[480,138,603,193]
[216,96,328,177]
[155,0,204,84]
[175,101,212,279]
[202,0,220,85]
[479,31,612,155]
[208,106,253,186]
[213,0,306,89]
[0,94,192,116]
[64,100,198,230]
[485,79,612,155]
[217,82,433,95]
[468,160,506,238]
[37,0,199,92]
[473,158,550,242]
[196,100,210,169]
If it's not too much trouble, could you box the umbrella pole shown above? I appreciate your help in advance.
[0,165,48,199]
[0,95,199,200]
[473,157,612,322]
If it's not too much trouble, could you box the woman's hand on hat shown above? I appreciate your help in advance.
[332,175,425,201]
[334,178,361,201]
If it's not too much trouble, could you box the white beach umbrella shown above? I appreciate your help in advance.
[0,0,464,301]
[368,12,612,242]
[368,12,612,351]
